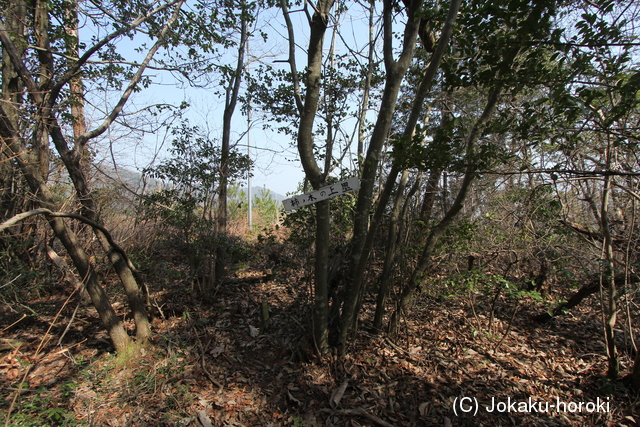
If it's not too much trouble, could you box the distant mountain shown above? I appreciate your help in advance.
[93,163,285,203]
[241,186,286,203]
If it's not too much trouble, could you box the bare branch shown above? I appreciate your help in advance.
[279,0,305,114]
[76,0,186,146]
[52,0,184,101]
[0,208,138,275]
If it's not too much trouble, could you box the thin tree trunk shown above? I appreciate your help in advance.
[373,170,422,331]
[0,0,25,215]
[340,0,462,353]
[313,200,331,353]
[51,117,153,344]
[65,1,88,166]
[340,0,423,352]
[420,169,442,222]
[357,0,376,169]
[388,88,503,336]
[219,9,248,234]
[600,147,619,379]
[216,8,249,292]
[0,107,132,353]
[33,0,53,180]
[46,215,133,353]
[281,0,336,356]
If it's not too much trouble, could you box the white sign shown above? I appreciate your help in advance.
[283,177,361,211]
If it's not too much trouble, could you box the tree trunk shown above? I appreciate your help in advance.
[600,151,619,379]
[216,9,249,293]
[46,215,133,353]
[219,9,248,234]
[340,0,422,352]
[419,169,442,222]
[0,107,132,353]
[373,170,421,331]
[0,0,25,216]
[63,3,152,343]
[388,88,503,336]
[313,200,331,353]
[281,0,336,356]
[340,0,462,352]
[51,116,153,344]
[357,0,376,169]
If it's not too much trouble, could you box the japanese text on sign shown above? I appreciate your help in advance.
[283,177,361,211]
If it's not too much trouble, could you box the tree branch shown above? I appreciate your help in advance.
[0,208,138,275]
[76,0,186,146]
[52,0,184,102]
[280,0,305,114]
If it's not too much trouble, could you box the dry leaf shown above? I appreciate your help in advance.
[419,402,429,416]
[330,380,349,408]
[287,389,302,406]
[249,325,260,337]
[210,344,225,358]
[197,410,214,427]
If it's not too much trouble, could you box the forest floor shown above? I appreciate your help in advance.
[2,243,640,427]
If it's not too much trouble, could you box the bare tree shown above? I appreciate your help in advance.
[0,0,189,351]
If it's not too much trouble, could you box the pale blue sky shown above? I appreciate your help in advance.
[82,2,377,197]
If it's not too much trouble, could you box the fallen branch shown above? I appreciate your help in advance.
[533,275,638,322]
[493,303,520,352]
[223,273,274,285]
[320,407,398,427]
[1,208,139,277]
[559,219,625,248]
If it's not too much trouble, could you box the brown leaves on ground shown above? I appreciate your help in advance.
[1,268,640,426]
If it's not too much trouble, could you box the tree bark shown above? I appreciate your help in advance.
[0,106,132,353]
[340,0,462,352]
[388,88,503,336]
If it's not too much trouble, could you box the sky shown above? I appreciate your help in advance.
[83,2,381,198]
[86,5,307,197]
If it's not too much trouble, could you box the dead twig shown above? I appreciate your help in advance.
[4,287,77,427]
[57,303,81,346]
[493,303,520,353]
[191,323,224,394]
[320,407,398,427]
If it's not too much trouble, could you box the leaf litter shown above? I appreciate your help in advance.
[1,263,639,426]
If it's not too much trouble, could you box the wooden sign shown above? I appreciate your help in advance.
[283,177,361,211]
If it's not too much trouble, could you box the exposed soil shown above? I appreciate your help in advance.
[2,257,640,426]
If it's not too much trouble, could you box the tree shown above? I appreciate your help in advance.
[509,0,640,380]
[218,1,253,234]
[0,0,241,352]
[142,122,251,291]
[340,0,462,350]
[281,0,337,355]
